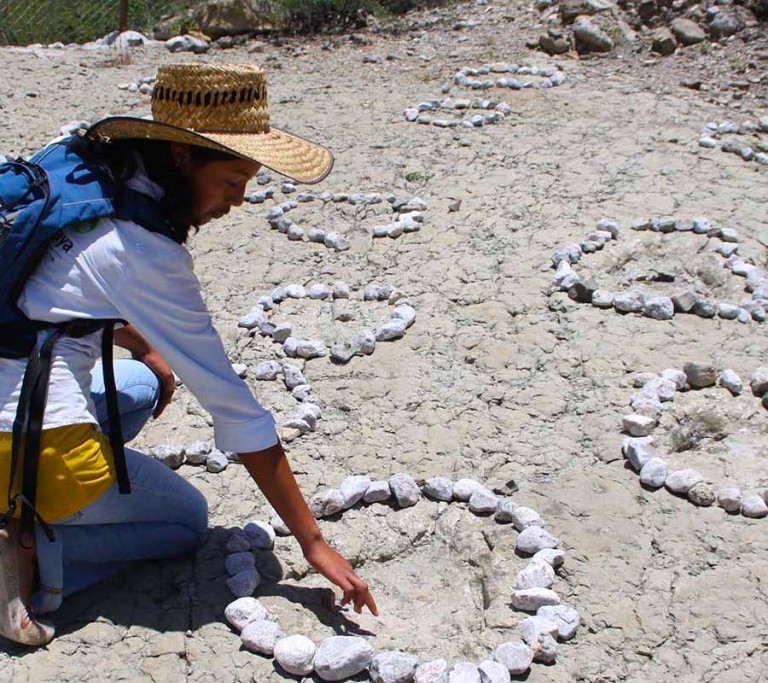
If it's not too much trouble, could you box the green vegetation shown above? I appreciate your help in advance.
[0,0,188,46]
[0,0,441,45]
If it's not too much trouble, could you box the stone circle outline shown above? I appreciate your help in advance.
[621,363,768,519]
[549,216,767,324]
[222,473,580,681]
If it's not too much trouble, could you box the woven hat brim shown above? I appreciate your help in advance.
[86,116,334,185]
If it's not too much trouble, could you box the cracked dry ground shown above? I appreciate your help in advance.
[1,12,767,683]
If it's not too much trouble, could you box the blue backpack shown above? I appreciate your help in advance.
[0,136,174,545]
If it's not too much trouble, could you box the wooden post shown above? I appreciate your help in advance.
[119,0,128,32]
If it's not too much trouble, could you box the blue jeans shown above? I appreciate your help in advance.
[34,359,209,615]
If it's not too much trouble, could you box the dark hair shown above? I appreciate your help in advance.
[69,135,238,244]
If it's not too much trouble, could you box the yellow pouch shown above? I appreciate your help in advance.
[0,423,115,523]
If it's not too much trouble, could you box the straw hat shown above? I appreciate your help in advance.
[87,63,333,184]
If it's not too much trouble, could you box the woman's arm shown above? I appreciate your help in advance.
[113,324,175,418]
[240,442,379,616]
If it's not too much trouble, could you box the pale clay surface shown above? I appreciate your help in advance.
[3,7,768,683]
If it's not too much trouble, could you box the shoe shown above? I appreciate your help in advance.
[0,527,55,646]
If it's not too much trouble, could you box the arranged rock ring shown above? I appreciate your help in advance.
[247,178,429,249]
[403,97,513,129]
[698,117,768,167]
[621,363,768,518]
[549,216,767,323]
[453,62,567,91]
[223,473,579,681]
[236,282,416,441]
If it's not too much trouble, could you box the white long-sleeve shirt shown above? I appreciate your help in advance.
[0,160,277,453]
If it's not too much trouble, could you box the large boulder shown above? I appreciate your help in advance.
[670,18,706,45]
[194,0,271,38]
[707,8,747,39]
[573,16,614,53]
[651,27,677,55]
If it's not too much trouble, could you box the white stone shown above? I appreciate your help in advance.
[340,475,372,509]
[532,634,558,663]
[377,318,408,342]
[477,660,510,683]
[224,597,270,632]
[423,477,454,501]
[149,444,185,469]
[551,243,581,267]
[241,619,284,656]
[244,521,276,550]
[741,494,768,518]
[310,489,346,518]
[645,377,678,402]
[718,369,743,395]
[226,567,261,597]
[717,487,742,513]
[285,284,307,299]
[468,487,499,514]
[453,478,482,501]
[415,659,449,683]
[269,513,291,536]
[750,367,768,396]
[516,527,559,554]
[273,323,293,343]
[186,440,212,465]
[389,473,421,507]
[308,228,327,243]
[333,282,351,299]
[308,283,333,299]
[537,604,580,640]
[511,588,561,613]
[206,449,228,473]
[283,365,307,390]
[519,615,559,646]
[370,651,420,683]
[665,469,704,495]
[254,360,282,381]
[614,289,645,313]
[449,662,480,683]
[531,548,566,568]
[494,498,518,523]
[295,339,327,360]
[274,634,317,676]
[639,457,668,488]
[363,480,392,504]
[592,290,615,308]
[391,304,417,328]
[622,413,656,437]
[494,641,533,675]
[643,296,675,320]
[356,329,377,355]
[514,561,555,590]
[660,369,687,390]
[314,636,374,681]
[624,438,661,471]
[510,506,545,531]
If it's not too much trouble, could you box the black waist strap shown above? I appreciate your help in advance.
[3,321,131,548]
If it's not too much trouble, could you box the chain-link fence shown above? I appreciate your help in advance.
[0,0,183,46]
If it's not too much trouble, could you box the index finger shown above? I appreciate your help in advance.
[349,575,379,616]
